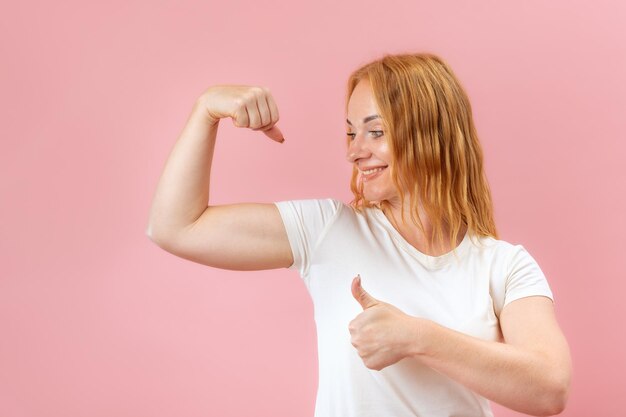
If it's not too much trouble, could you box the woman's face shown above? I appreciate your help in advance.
[346,78,399,204]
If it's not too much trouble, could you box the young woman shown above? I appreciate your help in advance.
[146,52,572,417]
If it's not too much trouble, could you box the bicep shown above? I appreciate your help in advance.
[154,203,294,271]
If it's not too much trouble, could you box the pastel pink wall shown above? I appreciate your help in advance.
[1,0,624,416]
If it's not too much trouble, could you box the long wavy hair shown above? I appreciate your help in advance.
[346,52,498,254]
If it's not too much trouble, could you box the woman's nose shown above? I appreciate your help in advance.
[345,134,370,163]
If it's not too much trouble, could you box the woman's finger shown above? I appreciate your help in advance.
[251,89,279,129]
[232,102,249,128]
[266,95,280,126]
[262,125,285,143]
[255,93,272,128]
[245,93,263,129]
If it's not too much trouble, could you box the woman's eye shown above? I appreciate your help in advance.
[346,131,383,140]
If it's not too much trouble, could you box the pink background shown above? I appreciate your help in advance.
[1,0,624,416]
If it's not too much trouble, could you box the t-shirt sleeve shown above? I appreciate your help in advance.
[502,244,554,311]
[273,198,342,279]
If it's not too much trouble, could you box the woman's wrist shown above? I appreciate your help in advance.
[404,317,434,359]
[192,94,220,127]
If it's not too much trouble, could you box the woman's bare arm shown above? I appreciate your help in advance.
[145,86,293,270]
[408,296,571,416]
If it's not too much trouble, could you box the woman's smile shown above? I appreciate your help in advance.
[360,166,387,181]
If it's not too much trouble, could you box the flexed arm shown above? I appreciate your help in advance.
[146,86,293,271]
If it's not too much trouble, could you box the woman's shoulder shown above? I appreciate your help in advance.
[466,233,530,264]
[469,233,514,247]
[312,198,362,217]
[273,197,346,227]
[276,196,345,210]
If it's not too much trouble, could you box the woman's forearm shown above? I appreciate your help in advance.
[146,97,218,242]
[409,318,569,416]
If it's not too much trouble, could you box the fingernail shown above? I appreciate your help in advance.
[280,137,285,143]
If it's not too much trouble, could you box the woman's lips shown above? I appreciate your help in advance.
[361,166,387,181]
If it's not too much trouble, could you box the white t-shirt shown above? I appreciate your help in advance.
[274,198,554,417]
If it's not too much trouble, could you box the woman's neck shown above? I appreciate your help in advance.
[381,200,467,256]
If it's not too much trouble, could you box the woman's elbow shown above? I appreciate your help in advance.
[539,372,571,416]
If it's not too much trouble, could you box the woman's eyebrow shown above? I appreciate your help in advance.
[346,114,381,126]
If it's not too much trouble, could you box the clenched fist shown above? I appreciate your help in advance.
[349,274,422,371]
[196,85,285,143]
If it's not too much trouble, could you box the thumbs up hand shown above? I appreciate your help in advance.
[349,274,422,371]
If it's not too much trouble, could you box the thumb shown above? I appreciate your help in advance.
[351,274,378,310]
[261,125,285,143]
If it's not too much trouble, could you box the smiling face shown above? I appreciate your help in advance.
[346,78,400,205]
